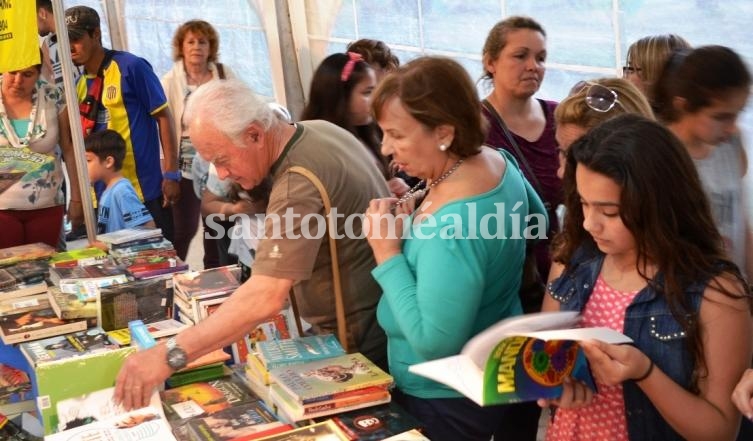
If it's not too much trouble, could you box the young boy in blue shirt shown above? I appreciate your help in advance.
[85,130,155,237]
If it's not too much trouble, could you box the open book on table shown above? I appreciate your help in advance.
[408,311,633,406]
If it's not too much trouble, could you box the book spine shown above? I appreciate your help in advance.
[299,384,392,405]
[301,388,391,415]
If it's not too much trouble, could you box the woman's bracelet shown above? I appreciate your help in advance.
[634,358,655,382]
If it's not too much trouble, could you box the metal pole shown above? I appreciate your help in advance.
[51,0,97,243]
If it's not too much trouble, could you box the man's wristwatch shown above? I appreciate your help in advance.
[165,337,188,370]
[163,170,181,182]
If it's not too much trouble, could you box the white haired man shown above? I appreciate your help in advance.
[115,79,390,409]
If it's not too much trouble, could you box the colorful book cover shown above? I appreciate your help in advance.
[172,265,240,300]
[269,383,391,421]
[50,263,129,295]
[257,334,345,370]
[35,346,136,434]
[48,287,98,319]
[185,401,289,441]
[49,247,108,268]
[408,311,633,406]
[98,277,174,331]
[160,376,259,423]
[0,242,55,266]
[19,327,119,367]
[3,258,50,284]
[0,362,32,404]
[0,306,89,345]
[269,353,393,405]
[322,401,424,441]
[248,305,299,346]
[253,420,349,441]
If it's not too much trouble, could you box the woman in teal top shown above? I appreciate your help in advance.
[364,56,548,441]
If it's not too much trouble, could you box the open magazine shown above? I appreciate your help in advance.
[47,386,176,440]
[408,311,633,406]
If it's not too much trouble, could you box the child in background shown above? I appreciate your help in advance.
[85,130,155,245]
[542,114,752,441]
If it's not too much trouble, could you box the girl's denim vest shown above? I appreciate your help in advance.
[549,247,704,440]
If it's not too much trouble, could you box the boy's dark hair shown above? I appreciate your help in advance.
[85,129,126,170]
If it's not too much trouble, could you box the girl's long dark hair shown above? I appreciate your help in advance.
[302,53,388,178]
[553,114,752,389]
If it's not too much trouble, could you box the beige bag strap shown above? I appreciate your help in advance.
[288,166,349,352]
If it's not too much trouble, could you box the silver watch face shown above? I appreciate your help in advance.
[167,347,188,369]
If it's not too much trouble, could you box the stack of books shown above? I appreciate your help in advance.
[100,227,188,280]
[172,266,299,365]
[172,265,242,325]
[244,334,345,402]
[0,243,54,321]
[267,353,393,422]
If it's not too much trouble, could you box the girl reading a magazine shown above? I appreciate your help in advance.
[541,114,753,440]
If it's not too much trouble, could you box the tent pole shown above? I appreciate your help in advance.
[51,0,97,244]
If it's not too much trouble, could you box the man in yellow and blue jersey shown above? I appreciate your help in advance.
[64,5,179,242]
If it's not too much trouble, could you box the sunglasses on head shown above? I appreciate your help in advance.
[572,81,623,113]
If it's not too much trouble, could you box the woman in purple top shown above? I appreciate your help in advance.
[480,15,561,440]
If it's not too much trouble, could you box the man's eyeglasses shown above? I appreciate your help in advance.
[622,66,642,77]
[572,81,623,113]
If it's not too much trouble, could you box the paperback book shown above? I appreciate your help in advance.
[35,346,136,434]
[49,247,108,268]
[0,242,55,266]
[253,420,349,441]
[0,363,32,404]
[49,263,129,296]
[3,259,50,285]
[47,387,175,440]
[19,327,120,367]
[322,401,425,441]
[172,265,241,300]
[48,287,98,319]
[96,227,163,246]
[408,311,633,406]
[0,291,49,316]
[185,401,291,441]
[269,383,391,422]
[269,353,393,405]
[98,277,174,331]
[0,306,89,344]
[161,376,259,423]
[256,334,345,370]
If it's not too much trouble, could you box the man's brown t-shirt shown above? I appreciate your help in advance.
[253,121,390,365]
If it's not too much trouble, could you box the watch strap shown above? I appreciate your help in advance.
[163,170,181,181]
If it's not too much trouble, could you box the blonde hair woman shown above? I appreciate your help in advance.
[623,34,691,107]
[554,77,655,179]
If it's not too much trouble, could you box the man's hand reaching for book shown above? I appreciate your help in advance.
[114,345,172,410]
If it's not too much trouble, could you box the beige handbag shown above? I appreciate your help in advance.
[287,166,349,352]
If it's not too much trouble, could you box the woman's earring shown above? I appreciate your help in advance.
[439,144,448,152]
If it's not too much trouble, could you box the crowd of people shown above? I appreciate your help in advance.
[1,3,752,440]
